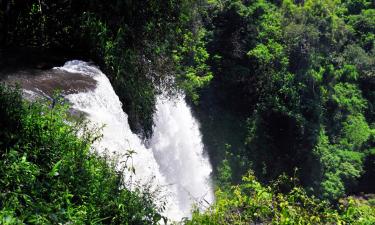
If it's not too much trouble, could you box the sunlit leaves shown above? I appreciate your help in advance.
[187,172,373,224]
[340,114,371,150]
[332,83,367,114]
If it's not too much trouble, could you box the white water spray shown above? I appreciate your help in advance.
[55,60,213,221]
[150,95,214,216]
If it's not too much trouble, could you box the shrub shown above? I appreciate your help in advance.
[0,85,163,224]
[187,172,375,225]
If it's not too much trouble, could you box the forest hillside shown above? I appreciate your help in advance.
[0,0,374,224]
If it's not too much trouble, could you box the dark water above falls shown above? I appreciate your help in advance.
[2,68,96,98]
[1,60,214,222]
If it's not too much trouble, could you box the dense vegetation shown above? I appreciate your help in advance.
[190,0,375,222]
[0,85,163,224]
[189,172,374,224]
[1,0,374,224]
[201,0,375,202]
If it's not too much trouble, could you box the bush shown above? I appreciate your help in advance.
[187,172,375,225]
[0,85,163,224]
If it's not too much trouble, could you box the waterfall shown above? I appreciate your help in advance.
[150,95,214,216]
[55,60,214,221]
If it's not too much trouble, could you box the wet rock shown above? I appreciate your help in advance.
[0,67,97,99]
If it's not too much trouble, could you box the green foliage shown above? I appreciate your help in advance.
[216,152,233,190]
[187,172,375,224]
[0,85,163,224]
[339,196,375,225]
[195,0,375,204]
[2,0,375,220]
[332,83,367,114]
[339,64,359,82]
[174,28,213,103]
[312,128,365,200]
[339,114,371,149]
[0,84,24,149]
[248,40,286,67]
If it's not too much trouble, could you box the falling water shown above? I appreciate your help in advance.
[55,60,213,221]
[150,95,214,217]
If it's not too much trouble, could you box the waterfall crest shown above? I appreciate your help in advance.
[55,60,213,221]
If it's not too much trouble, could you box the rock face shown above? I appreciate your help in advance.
[0,67,97,99]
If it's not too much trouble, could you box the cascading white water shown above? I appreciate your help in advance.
[55,60,213,221]
[150,95,214,216]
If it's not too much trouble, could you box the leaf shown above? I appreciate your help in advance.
[48,160,62,177]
